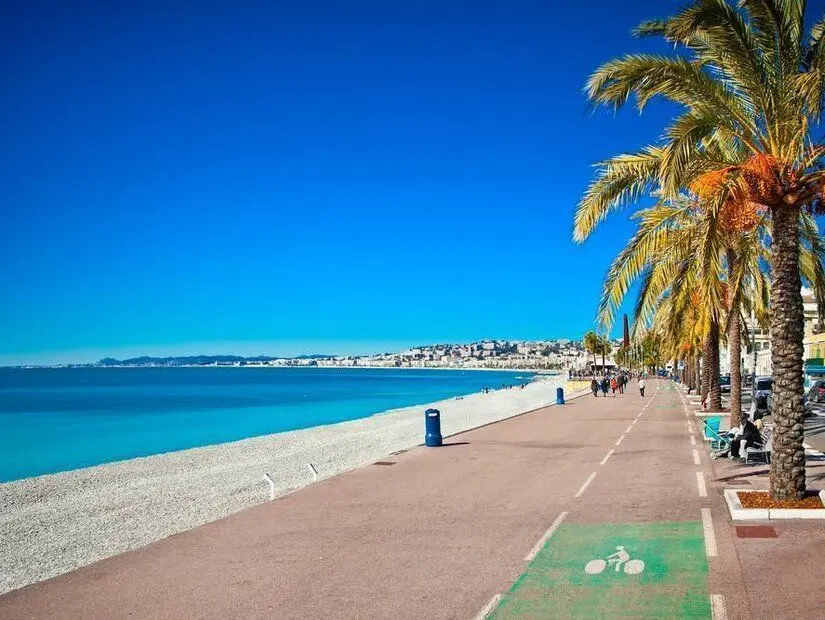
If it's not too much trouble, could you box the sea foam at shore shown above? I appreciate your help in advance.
[0,377,577,594]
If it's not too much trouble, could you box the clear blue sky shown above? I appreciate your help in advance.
[2,0,815,364]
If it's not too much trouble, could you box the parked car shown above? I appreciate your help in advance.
[753,376,772,398]
[751,377,773,417]
[807,380,825,403]
[719,375,731,393]
[762,385,816,419]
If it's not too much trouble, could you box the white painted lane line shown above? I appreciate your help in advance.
[690,435,697,446]
[600,449,615,466]
[615,435,625,446]
[574,472,597,498]
[624,424,633,434]
[524,511,568,562]
[696,471,707,498]
[692,449,701,465]
[473,593,502,620]
[710,594,727,620]
[687,421,695,433]
[701,508,718,557]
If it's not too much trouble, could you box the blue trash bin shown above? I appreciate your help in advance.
[425,408,442,447]
[556,387,565,405]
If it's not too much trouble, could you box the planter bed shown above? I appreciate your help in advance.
[724,489,825,520]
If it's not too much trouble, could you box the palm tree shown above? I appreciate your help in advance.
[595,198,731,409]
[583,331,600,375]
[598,336,612,372]
[615,344,630,370]
[575,0,825,500]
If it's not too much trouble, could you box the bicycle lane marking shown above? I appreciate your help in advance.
[574,473,597,498]
[488,384,712,618]
[524,512,568,562]
[488,521,711,619]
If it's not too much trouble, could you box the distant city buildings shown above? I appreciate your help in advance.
[261,339,589,371]
[65,339,625,371]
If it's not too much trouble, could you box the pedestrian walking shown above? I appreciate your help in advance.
[638,377,646,397]
[591,378,599,397]
[610,377,618,397]
[601,377,610,397]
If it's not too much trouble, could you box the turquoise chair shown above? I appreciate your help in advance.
[702,416,727,450]
[703,416,721,439]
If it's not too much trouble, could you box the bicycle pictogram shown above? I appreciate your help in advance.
[584,545,645,575]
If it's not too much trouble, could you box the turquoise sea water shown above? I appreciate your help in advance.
[0,367,532,482]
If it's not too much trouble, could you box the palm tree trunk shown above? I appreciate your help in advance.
[768,203,806,501]
[727,248,742,426]
[701,337,711,404]
[689,355,696,391]
[695,356,701,395]
[709,319,722,411]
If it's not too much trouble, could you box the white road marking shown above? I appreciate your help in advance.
[696,471,707,498]
[710,594,727,620]
[615,435,625,446]
[690,435,697,446]
[575,472,598,498]
[524,511,568,562]
[473,593,502,620]
[701,508,718,557]
[625,424,633,434]
[692,449,701,465]
[687,421,695,433]
[600,449,614,466]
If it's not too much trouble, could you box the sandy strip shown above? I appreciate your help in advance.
[0,377,577,594]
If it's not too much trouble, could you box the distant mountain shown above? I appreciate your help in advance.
[95,354,336,367]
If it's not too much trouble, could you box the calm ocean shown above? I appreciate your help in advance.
[0,367,531,482]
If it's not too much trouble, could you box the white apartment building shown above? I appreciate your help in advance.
[719,287,821,377]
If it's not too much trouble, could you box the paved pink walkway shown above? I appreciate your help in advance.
[3,380,821,618]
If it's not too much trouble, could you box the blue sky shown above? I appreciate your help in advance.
[1,0,814,365]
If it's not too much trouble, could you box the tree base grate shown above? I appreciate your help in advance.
[735,525,778,538]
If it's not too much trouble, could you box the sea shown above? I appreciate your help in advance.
[0,367,533,483]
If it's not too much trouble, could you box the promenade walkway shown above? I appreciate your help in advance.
[0,380,754,618]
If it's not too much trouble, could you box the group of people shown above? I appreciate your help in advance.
[480,383,528,394]
[589,372,646,397]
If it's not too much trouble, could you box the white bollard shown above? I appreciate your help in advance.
[263,473,276,501]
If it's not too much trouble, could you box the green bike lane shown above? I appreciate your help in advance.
[487,382,723,619]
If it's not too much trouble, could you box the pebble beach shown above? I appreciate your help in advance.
[0,376,579,594]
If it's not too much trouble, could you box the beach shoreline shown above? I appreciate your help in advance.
[0,376,580,595]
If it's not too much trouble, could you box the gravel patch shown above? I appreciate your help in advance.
[0,377,577,594]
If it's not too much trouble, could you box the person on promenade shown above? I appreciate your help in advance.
[638,377,646,397]
[730,414,762,459]
[591,378,599,397]
[600,376,610,397]
[610,376,618,397]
